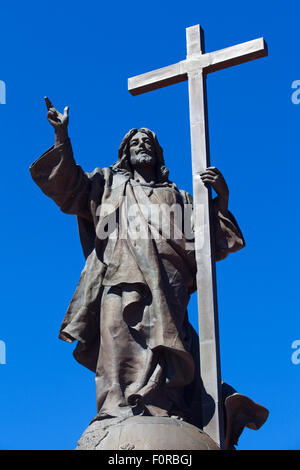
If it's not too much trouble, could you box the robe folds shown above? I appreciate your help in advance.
[30,138,245,425]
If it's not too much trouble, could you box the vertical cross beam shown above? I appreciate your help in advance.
[128,25,267,449]
[186,25,224,447]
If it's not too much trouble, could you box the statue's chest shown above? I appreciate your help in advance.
[148,187,182,207]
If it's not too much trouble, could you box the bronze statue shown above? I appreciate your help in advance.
[30,98,268,449]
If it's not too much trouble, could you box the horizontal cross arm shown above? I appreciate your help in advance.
[128,37,267,96]
[203,37,267,74]
[128,62,187,96]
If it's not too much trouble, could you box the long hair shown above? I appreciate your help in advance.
[110,128,170,183]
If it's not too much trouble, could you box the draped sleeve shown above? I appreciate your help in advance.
[180,189,245,262]
[30,138,94,221]
[212,196,245,261]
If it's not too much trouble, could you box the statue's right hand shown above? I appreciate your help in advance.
[45,97,69,146]
[45,96,69,133]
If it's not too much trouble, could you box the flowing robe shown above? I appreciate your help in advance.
[30,138,245,425]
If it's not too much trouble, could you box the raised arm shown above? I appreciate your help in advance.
[45,96,70,147]
[30,98,93,220]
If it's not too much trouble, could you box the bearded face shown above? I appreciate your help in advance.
[129,132,157,170]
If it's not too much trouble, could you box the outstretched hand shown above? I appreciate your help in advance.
[200,167,229,210]
[44,97,69,146]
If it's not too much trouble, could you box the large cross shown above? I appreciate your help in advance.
[128,25,267,448]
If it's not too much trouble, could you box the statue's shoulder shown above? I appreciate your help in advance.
[86,167,129,188]
[179,188,193,205]
[109,168,131,188]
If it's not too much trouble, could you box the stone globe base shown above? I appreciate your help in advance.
[76,416,220,450]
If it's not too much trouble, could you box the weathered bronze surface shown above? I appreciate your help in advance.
[76,416,220,450]
[30,90,268,449]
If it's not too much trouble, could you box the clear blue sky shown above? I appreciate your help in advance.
[0,0,299,450]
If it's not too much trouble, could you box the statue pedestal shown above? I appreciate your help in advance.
[76,416,220,450]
